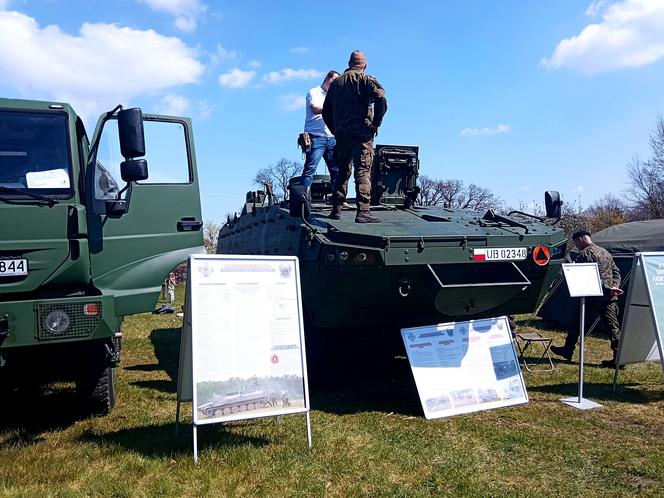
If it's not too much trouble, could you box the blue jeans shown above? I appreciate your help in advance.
[302,135,338,187]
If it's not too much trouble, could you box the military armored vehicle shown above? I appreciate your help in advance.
[0,98,203,414]
[198,389,270,417]
[217,145,565,340]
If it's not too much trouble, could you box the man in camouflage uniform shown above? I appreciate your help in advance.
[551,230,624,368]
[322,50,388,223]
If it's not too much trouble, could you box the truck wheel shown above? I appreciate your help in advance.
[75,341,117,416]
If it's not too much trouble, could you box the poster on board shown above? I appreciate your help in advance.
[401,317,527,419]
[178,255,310,426]
[615,252,664,370]
[562,263,603,297]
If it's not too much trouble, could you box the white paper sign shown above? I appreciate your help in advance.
[25,168,70,188]
[401,317,528,419]
[178,255,310,426]
[562,263,603,297]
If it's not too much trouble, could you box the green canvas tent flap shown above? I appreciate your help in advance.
[537,219,664,331]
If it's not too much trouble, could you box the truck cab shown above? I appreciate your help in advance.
[0,98,203,414]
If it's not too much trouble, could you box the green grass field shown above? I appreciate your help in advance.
[1,287,664,497]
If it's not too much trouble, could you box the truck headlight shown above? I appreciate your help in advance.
[45,310,71,334]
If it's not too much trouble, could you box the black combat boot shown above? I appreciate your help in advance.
[601,349,624,369]
[329,205,341,220]
[550,344,574,361]
[355,210,380,223]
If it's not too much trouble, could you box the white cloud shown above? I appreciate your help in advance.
[541,0,664,73]
[195,99,213,120]
[247,60,262,69]
[138,0,207,32]
[278,94,305,111]
[586,0,607,17]
[263,68,323,84]
[0,10,204,121]
[290,46,308,54]
[218,68,255,88]
[158,93,190,115]
[459,124,510,137]
[209,44,238,65]
[0,1,11,11]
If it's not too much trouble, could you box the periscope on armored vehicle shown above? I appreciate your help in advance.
[0,98,203,415]
[217,145,566,337]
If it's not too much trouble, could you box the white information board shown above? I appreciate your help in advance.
[615,252,664,374]
[176,255,311,460]
[401,317,528,419]
[562,263,603,297]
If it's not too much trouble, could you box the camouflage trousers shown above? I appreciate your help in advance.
[564,298,621,351]
[331,136,374,211]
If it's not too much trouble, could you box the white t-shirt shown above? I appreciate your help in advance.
[304,85,333,137]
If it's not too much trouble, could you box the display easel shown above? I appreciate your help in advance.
[613,252,664,390]
[175,255,312,463]
[560,263,604,410]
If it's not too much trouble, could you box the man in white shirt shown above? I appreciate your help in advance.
[301,70,339,187]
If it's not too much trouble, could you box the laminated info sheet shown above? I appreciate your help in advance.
[402,317,527,419]
[190,256,308,425]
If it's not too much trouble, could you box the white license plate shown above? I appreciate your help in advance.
[0,258,28,276]
[473,248,527,261]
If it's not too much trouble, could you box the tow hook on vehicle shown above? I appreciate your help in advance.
[0,317,9,349]
[398,278,412,297]
[104,341,121,367]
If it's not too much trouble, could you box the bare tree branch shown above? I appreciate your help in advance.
[417,176,502,211]
[253,158,302,201]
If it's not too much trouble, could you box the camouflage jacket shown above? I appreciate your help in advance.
[576,243,621,297]
[322,68,387,140]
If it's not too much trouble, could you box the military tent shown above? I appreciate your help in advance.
[537,219,664,332]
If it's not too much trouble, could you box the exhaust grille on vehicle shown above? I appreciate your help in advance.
[36,301,102,341]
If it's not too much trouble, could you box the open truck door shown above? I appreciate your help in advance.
[87,112,204,316]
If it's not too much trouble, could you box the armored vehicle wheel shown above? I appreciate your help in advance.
[257,401,264,408]
[231,406,239,413]
[248,403,255,410]
[239,404,247,411]
[75,340,117,416]
[214,409,223,417]
[204,408,213,416]
[223,407,231,415]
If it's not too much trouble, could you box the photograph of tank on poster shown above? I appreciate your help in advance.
[189,256,309,425]
[196,374,305,420]
[402,316,527,419]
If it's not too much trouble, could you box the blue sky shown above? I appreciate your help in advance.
[1,0,662,222]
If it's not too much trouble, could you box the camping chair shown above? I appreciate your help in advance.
[514,331,554,372]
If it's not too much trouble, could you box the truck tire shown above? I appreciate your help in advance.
[75,340,117,416]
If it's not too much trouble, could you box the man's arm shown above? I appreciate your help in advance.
[308,90,323,114]
[322,87,334,133]
[611,260,621,288]
[365,77,388,128]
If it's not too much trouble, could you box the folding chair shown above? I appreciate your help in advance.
[514,331,555,372]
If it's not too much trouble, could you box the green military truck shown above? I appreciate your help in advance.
[0,98,204,414]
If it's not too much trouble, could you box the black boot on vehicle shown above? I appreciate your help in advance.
[329,205,342,220]
[355,210,381,223]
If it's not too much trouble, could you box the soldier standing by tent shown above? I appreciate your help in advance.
[551,230,624,368]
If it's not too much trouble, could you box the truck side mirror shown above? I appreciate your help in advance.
[545,191,562,219]
[118,108,146,158]
[121,159,148,182]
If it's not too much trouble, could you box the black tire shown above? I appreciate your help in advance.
[75,341,117,416]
